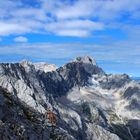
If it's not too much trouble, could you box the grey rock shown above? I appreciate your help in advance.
[0,56,140,140]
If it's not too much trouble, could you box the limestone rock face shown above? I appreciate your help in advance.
[0,56,140,140]
[73,56,96,65]
[0,62,47,113]
[34,62,56,73]
[73,56,104,75]
[0,87,74,140]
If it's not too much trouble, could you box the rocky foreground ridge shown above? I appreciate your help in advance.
[0,56,140,140]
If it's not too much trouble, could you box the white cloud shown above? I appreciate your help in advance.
[14,36,28,43]
[0,0,140,37]
[55,29,90,37]
[46,20,104,30]
[45,19,104,37]
[0,19,45,36]
[55,0,140,20]
[0,22,30,36]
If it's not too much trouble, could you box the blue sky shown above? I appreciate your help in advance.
[0,0,140,76]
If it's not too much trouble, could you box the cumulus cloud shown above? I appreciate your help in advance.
[45,19,104,37]
[0,0,139,37]
[0,22,30,36]
[54,0,140,20]
[0,0,140,37]
[14,36,28,43]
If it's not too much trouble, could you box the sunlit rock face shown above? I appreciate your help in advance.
[34,62,56,73]
[0,56,140,140]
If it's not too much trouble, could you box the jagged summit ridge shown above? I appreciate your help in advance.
[73,56,96,65]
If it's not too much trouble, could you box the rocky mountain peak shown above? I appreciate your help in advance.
[20,60,32,66]
[73,56,96,65]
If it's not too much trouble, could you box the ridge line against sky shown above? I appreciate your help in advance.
[0,0,140,76]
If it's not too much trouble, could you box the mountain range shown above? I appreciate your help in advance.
[0,56,140,140]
